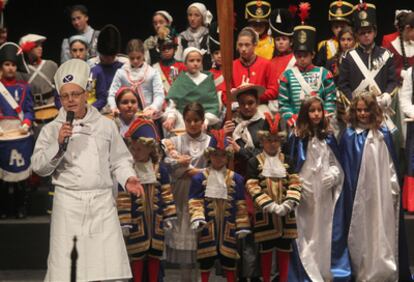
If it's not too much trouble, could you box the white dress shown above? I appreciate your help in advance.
[162,132,210,264]
[296,137,343,282]
[32,106,135,281]
[347,130,400,282]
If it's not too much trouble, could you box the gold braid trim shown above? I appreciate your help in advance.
[197,246,217,259]
[189,198,205,222]
[236,200,250,230]
[117,192,132,225]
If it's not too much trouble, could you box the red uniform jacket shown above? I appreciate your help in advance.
[225,56,277,105]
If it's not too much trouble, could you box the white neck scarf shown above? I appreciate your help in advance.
[205,167,227,199]
[233,111,262,149]
[135,160,157,184]
[262,152,286,178]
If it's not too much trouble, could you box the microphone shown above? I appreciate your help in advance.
[62,111,75,152]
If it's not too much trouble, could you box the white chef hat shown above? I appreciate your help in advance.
[54,59,90,94]
[187,2,213,26]
[182,47,206,62]
[155,10,173,25]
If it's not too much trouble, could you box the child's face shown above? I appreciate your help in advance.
[153,14,168,32]
[404,26,414,42]
[237,35,256,61]
[70,41,88,60]
[308,100,323,126]
[238,92,258,119]
[118,92,139,122]
[184,110,203,137]
[356,100,370,125]
[275,36,291,54]
[131,140,153,162]
[161,45,175,60]
[71,11,89,32]
[187,7,203,29]
[185,52,202,74]
[339,32,355,52]
[30,44,43,60]
[357,27,376,47]
[209,150,228,170]
[262,136,281,156]
[212,50,222,66]
[1,61,17,79]
[295,51,314,68]
[129,51,145,68]
[331,21,348,38]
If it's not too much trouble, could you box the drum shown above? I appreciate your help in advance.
[34,104,59,124]
[0,130,34,182]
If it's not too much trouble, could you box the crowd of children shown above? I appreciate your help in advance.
[1,0,414,281]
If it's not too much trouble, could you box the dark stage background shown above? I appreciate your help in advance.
[4,0,414,63]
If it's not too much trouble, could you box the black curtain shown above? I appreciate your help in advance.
[5,0,414,63]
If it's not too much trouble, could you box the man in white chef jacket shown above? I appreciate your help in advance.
[31,59,143,282]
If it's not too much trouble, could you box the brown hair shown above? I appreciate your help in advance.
[126,39,145,55]
[296,97,330,140]
[337,26,356,53]
[347,92,383,130]
[183,102,205,121]
[237,27,259,45]
[397,12,414,70]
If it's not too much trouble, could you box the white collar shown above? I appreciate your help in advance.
[205,167,228,199]
[262,152,286,178]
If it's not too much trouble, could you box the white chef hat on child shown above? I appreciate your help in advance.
[182,47,206,62]
[54,59,90,94]
[155,10,173,24]
[187,2,213,26]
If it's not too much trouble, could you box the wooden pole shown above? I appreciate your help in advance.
[216,0,234,122]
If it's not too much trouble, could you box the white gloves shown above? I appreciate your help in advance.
[272,201,294,216]
[322,166,340,189]
[19,123,29,134]
[236,229,251,239]
[263,202,277,213]
[191,220,206,231]
[163,219,175,231]
[377,93,392,108]
[122,226,131,237]
[322,173,335,189]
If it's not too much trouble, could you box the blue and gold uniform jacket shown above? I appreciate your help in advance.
[117,163,177,260]
[188,169,250,262]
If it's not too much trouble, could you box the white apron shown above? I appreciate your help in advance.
[45,187,131,282]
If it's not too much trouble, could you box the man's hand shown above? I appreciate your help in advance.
[125,176,144,197]
[58,122,73,145]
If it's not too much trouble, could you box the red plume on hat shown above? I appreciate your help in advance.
[356,0,368,11]
[20,41,36,53]
[264,112,282,135]
[210,129,226,150]
[298,2,311,25]
[288,4,298,18]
